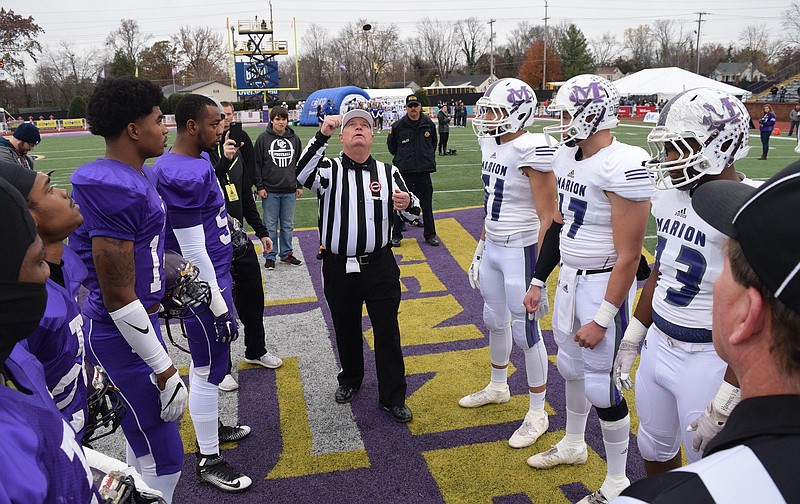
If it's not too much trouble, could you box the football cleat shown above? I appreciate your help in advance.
[508,409,549,448]
[526,442,588,469]
[458,384,510,408]
[197,455,252,493]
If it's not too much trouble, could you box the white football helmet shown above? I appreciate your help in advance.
[543,74,620,147]
[644,88,750,191]
[472,78,537,138]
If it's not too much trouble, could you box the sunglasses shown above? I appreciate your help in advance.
[407,103,420,108]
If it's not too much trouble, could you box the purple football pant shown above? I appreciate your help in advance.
[83,313,184,475]
[183,273,234,386]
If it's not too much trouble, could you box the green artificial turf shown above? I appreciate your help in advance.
[35,120,791,254]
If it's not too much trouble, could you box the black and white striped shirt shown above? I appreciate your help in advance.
[297,132,419,256]
[614,395,800,504]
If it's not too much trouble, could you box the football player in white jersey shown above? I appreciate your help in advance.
[522,74,652,503]
[612,88,754,477]
[460,78,558,450]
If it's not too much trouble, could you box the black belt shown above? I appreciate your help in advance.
[575,266,614,276]
[327,246,390,265]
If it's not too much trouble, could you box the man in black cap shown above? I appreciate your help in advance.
[615,161,800,503]
[0,122,40,169]
[387,94,439,247]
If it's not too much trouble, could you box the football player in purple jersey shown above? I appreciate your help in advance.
[0,162,89,440]
[0,177,100,503]
[153,94,252,493]
[70,77,186,503]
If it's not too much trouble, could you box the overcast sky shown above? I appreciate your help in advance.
[3,0,788,58]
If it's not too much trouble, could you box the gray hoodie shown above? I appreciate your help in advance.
[254,123,302,193]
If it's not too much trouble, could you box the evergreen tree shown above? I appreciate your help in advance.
[558,24,595,79]
[67,96,87,118]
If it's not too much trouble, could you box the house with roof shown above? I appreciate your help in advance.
[426,74,497,93]
[596,66,625,82]
[711,63,766,83]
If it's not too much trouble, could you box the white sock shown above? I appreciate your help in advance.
[125,441,141,473]
[189,367,220,457]
[600,415,631,481]
[560,379,590,447]
[136,452,180,504]
[528,391,546,412]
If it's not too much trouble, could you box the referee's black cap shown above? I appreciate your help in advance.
[693,160,800,315]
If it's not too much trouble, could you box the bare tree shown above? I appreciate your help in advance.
[299,24,335,90]
[624,25,654,71]
[172,26,227,83]
[36,41,100,105]
[591,32,622,67]
[414,19,460,79]
[652,19,693,69]
[106,19,150,65]
[783,2,800,46]
[739,24,784,67]
[456,17,487,74]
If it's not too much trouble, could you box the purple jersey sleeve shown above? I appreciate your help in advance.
[21,278,88,441]
[70,159,166,322]
[0,346,97,503]
[153,151,233,278]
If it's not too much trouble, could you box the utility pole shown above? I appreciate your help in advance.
[695,12,709,75]
[488,19,496,78]
[543,0,549,89]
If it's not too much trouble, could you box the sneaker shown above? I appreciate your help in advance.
[264,259,275,270]
[243,351,283,369]
[197,455,252,492]
[576,478,631,504]
[508,409,549,448]
[281,254,302,265]
[218,374,239,392]
[458,384,510,408]
[218,421,251,443]
[526,442,588,469]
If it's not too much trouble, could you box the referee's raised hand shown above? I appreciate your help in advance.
[321,115,341,136]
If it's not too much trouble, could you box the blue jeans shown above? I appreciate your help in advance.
[261,192,296,261]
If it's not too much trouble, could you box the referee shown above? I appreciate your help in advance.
[614,162,800,503]
[296,109,419,423]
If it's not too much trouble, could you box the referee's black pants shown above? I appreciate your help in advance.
[322,248,407,407]
[230,241,268,363]
[392,171,436,241]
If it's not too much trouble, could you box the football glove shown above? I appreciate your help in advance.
[157,371,187,423]
[468,239,484,289]
[612,317,648,391]
[688,380,741,452]
[214,311,239,343]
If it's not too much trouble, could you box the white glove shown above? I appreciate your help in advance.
[612,317,648,391]
[86,448,164,501]
[527,278,550,321]
[688,380,741,452]
[468,239,484,289]
[156,371,187,422]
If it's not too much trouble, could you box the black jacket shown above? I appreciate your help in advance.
[387,114,438,174]
[208,141,270,239]
[253,123,302,193]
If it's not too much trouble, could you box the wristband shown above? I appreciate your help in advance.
[209,288,228,317]
[593,300,619,329]
[622,317,649,345]
[529,277,546,289]
[714,380,741,415]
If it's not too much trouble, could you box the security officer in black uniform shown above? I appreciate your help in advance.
[208,102,282,391]
[387,94,439,247]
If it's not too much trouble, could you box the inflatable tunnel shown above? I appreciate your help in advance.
[299,86,371,126]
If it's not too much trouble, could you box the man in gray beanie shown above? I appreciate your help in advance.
[0,122,40,169]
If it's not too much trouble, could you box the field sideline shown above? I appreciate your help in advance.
[30,119,791,252]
